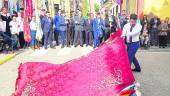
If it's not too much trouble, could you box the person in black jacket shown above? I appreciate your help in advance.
[104,14,110,41]
[111,15,118,33]
[141,15,149,27]
[0,7,12,37]
[150,16,161,46]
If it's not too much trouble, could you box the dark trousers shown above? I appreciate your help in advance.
[159,35,167,47]
[127,42,141,70]
[61,31,66,47]
[4,31,11,37]
[74,29,83,46]
[41,35,44,46]
[66,26,74,46]
[31,31,37,47]
[150,28,158,46]
[93,31,100,48]
[11,34,18,50]
[0,32,12,50]
[19,31,25,48]
[104,27,110,41]
[55,30,60,45]
[44,31,53,49]
[85,31,93,46]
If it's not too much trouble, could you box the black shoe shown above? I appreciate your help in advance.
[80,45,83,47]
[132,69,141,72]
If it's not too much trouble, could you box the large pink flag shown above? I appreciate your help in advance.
[14,30,135,96]
[23,9,31,43]
[23,0,33,43]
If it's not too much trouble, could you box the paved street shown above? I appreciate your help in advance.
[0,46,170,96]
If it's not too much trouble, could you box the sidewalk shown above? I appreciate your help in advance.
[139,46,170,52]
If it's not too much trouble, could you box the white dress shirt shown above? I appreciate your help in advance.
[0,21,6,32]
[16,17,23,32]
[122,23,142,43]
[30,21,37,31]
[9,21,19,35]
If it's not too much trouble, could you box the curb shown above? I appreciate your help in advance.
[0,54,16,65]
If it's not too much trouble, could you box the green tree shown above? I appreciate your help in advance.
[94,3,100,12]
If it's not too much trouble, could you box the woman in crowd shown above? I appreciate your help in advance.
[140,24,150,49]
[141,15,149,26]
[30,16,37,50]
[9,15,19,51]
[158,19,168,48]
[140,15,150,48]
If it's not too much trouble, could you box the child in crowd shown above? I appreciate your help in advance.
[30,16,37,50]
[9,15,19,51]
[140,24,150,49]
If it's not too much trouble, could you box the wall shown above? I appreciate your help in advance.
[143,0,170,19]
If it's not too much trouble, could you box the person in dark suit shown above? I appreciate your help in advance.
[59,11,67,48]
[84,13,93,46]
[39,9,46,46]
[72,9,84,47]
[150,16,161,46]
[67,11,75,46]
[41,12,54,49]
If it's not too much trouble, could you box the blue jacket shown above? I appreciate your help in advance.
[93,18,105,37]
[54,14,60,31]
[41,16,53,33]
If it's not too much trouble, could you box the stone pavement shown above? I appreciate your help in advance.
[0,46,170,96]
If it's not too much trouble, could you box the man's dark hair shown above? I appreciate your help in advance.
[46,11,50,13]
[130,14,138,20]
[61,10,65,14]
[57,9,61,13]
[41,9,46,12]
[12,15,17,18]
[97,12,100,15]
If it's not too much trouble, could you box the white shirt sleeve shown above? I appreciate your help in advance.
[121,24,128,37]
[127,24,142,36]
[10,21,19,34]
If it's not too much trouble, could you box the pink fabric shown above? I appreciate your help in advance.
[23,9,31,43]
[27,0,33,16]
[23,0,33,43]
[14,30,135,96]
[117,0,123,5]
